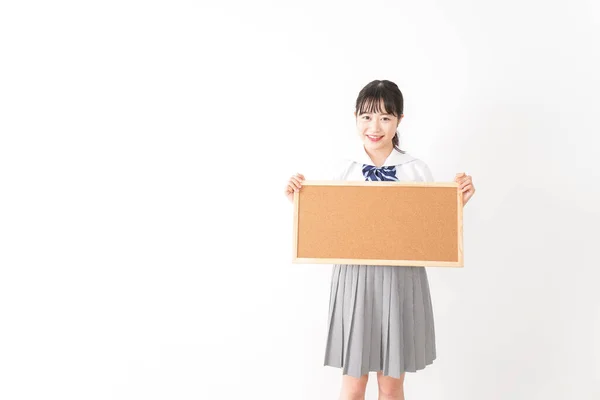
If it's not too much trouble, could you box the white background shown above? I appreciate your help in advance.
[1,1,599,399]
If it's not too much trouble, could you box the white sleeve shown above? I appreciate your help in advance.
[414,159,434,182]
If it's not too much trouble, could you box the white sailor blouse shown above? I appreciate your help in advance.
[332,145,434,183]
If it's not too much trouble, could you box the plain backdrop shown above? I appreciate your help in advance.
[1,1,599,399]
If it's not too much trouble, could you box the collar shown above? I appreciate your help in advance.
[346,140,416,167]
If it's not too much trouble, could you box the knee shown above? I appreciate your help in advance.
[340,373,368,399]
[377,372,405,398]
[378,384,403,399]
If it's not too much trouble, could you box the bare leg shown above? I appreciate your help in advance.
[376,371,405,400]
[339,373,369,400]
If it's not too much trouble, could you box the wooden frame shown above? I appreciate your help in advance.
[292,181,464,268]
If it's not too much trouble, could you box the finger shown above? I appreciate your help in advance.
[287,180,300,191]
[290,177,303,188]
[462,184,473,193]
[291,174,305,183]
[293,173,305,183]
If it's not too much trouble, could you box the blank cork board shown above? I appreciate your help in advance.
[293,181,463,268]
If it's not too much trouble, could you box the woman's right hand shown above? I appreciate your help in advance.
[285,173,305,203]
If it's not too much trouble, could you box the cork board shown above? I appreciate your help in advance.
[292,181,463,268]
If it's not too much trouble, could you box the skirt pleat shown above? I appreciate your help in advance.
[324,264,436,379]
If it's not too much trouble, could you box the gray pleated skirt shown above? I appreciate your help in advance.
[323,264,436,379]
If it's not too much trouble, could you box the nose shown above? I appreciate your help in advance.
[370,118,381,132]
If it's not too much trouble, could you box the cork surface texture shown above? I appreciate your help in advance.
[293,181,463,268]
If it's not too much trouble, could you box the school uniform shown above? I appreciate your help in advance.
[323,145,437,379]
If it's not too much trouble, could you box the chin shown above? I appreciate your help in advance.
[363,137,390,148]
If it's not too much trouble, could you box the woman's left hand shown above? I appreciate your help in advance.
[455,172,475,206]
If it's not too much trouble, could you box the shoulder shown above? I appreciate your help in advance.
[404,154,429,169]
[397,153,434,182]
[391,151,417,166]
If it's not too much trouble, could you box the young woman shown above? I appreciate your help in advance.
[285,80,475,400]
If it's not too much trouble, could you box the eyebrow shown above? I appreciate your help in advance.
[360,112,392,116]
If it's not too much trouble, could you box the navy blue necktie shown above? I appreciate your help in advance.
[362,164,399,181]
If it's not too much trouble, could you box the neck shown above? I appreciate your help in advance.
[365,144,394,167]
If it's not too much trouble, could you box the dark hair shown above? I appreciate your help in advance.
[355,80,405,153]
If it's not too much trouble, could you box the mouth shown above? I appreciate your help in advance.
[366,135,383,142]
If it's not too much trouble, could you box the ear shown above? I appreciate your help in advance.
[397,114,404,126]
[354,111,357,118]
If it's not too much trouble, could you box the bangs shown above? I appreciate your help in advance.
[356,92,399,117]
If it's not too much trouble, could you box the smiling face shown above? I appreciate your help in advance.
[354,98,403,153]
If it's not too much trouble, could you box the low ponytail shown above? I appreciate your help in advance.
[392,131,405,154]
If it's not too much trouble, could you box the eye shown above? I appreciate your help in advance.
[382,117,390,121]
[361,115,370,120]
